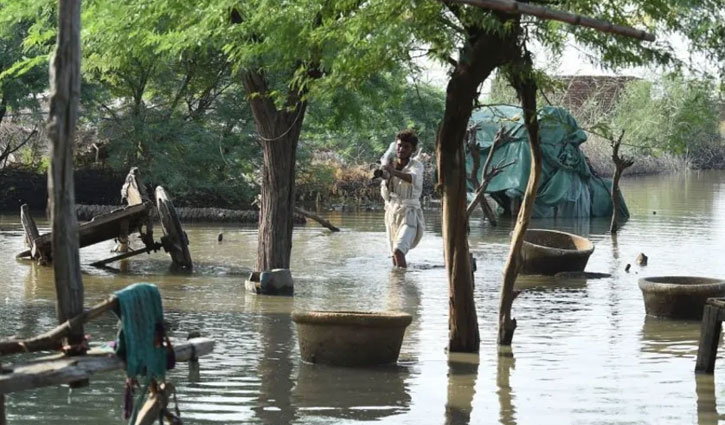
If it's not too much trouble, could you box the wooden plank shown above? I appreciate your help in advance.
[706,298,725,309]
[89,243,162,268]
[20,204,40,251]
[30,203,152,255]
[695,305,722,374]
[20,204,48,263]
[0,338,214,394]
[135,382,181,425]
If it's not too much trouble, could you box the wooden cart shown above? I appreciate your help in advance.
[17,171,192,269]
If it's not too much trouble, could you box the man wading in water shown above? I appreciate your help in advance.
[380,130,425,268]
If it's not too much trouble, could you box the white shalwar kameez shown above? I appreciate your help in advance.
[380,158,425,256]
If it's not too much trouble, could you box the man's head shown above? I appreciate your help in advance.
[395,129,419,160]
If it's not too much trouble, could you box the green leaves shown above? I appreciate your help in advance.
[611,74,720,155]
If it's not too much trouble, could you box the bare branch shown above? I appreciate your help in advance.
[466,126,516,218]
[444,0,655,41]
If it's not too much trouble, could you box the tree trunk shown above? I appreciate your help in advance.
[610,132,632,234]
[438,25,518,353]
[47,0,84,348]
[610,167,624,233]
[242,71,306,272]
[498,53,540,346]
[0,98,7,127]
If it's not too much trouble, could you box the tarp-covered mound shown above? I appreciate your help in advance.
[466,105,628,219]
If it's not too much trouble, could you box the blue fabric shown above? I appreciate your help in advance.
[466,105,630,219]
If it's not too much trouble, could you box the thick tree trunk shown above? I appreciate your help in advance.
[242,71,306,271]
[498,54,540,346]
[47,0,84,347]
[438,25,518,353]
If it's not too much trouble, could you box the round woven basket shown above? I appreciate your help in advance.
[292,310,412,367]
[638,276,725,319]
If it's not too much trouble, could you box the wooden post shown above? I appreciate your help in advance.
[47,0,84,350]
[0,338,215,394]
[695,303,722,374]
[498,52,541,346]
[610,131,633,233]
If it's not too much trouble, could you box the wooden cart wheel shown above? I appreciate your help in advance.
[155,186,192,269]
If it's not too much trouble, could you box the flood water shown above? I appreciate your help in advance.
[2,170,725,424]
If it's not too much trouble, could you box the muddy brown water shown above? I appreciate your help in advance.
[1,170,725,424]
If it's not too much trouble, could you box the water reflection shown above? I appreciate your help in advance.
[497,347,516,425]
[252,313,296,425]
[293,363,411,420]
[444,352,479,425]
[513,274,588,292]
[2,171,725,424]
[640,316,700,357]
[696,373,724,425]
[385,269,422,363]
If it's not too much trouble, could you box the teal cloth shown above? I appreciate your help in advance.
[466,105,630,219]
[114,283,167,380]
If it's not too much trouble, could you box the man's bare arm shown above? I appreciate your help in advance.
[384,164,413,183]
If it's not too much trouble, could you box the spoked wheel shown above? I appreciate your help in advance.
[155,186,192,270]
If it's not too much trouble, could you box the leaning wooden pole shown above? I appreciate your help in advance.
[446,0,655,41]
[0,297,117,356]
[47,0,84,349]
[498,53,541,346]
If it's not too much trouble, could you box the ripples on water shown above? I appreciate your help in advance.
[1,171,725,424]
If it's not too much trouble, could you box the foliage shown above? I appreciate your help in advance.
[0,19,48,124]
[303,72,445,162]
[611,74,721,157]
[412,0,722,91]
[487,71,723,172]
[1,0,722,208]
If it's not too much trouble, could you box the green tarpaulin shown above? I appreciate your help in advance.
[466,105,629,219]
